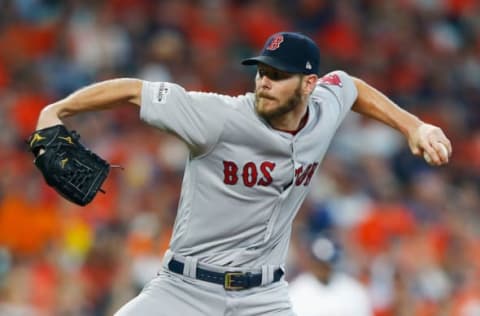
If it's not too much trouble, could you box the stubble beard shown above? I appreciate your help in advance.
[255,85,303,120]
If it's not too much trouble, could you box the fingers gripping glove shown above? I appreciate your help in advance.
[27,125,110,206]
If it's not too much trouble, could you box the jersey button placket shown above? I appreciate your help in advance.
[291,141,298,188]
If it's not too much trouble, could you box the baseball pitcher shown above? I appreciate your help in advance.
[29,32,451,315]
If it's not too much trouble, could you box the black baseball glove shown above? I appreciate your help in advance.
[27,124,110,206]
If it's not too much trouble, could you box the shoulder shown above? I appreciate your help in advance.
[312,70,358,107]
[142,80,252,111]
[188,90,253,109]
[315,70,353,91]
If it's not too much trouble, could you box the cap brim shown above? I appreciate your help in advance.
[241,56,296,73]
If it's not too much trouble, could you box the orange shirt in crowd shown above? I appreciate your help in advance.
[0,194,60,257]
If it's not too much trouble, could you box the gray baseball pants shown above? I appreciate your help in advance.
[114,258,295,315]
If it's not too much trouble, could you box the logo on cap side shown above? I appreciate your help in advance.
[306,61,312,70]
[266,34,284,51]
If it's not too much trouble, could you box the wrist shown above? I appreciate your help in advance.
[36,105,63,130]
[401,116,423,139]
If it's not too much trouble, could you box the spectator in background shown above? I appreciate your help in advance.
[289,236,373,316]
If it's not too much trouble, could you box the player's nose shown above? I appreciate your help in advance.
[258,74,272,89]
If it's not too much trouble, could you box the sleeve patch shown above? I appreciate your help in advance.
[155,83,170,104]
[318,73,343,87]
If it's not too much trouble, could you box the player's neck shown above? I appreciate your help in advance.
[269,103,308,133]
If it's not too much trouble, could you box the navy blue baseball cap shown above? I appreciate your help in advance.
[241,32,320,75]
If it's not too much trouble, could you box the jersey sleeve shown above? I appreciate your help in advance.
[315,70,358,121]
[140,81,229,155]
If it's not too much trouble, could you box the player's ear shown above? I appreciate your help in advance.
[303,74,318,95]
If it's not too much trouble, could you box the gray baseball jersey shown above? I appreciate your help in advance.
[140,71,357,269]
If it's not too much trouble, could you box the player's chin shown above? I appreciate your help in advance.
[256,99,278,117]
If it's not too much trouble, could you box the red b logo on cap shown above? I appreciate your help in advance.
[266,34,284,51]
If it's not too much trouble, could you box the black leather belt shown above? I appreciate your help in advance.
[167,258,284,290]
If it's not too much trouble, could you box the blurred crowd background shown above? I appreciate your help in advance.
[0,0,479,315]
